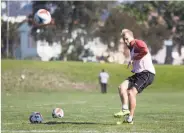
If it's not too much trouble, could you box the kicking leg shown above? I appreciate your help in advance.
[119,80,129,109]
[114,80,130,117]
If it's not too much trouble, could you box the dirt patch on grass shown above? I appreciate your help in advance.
[2,68,97,92]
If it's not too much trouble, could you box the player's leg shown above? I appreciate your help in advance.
[104,83,107,93]
[128,87,138,117]
[119,80,129,109]
[100,83,103,93]
[123,72,155,124]
[124,87,138,124]
[103,83,106,93]
[114,80,130,117]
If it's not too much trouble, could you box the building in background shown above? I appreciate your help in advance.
[1,1,32,23]
[16,22,61,61]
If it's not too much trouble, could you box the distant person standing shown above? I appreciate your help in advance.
[98,69,109,93]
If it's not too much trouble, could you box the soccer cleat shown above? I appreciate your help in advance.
[123,119,134,124]
[114,110,130,118]
[116,119,134,125]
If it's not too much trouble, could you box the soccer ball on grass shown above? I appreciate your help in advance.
[29,112,43,123]
[52,108,64,118]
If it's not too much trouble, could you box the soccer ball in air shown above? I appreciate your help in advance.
[29,112,43,123]
[34,9,51,24]
[52,108,64,118]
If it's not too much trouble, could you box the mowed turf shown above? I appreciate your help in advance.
[1,60,184,133]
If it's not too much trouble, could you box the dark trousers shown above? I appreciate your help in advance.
[100,83,107,93]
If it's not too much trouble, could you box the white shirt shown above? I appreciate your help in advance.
[99,72,109,84]
[131,45,156,74]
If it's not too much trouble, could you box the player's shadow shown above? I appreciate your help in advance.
[44,121,114,126]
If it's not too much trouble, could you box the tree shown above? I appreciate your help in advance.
[166,1,184,56]
[117,2,170,55]
[96,7,144,51]
[30,1,115,60]
[1,20,19,58]
[118,1,184,58]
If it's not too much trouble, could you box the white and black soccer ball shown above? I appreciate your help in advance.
[52,108,64,118]
[34,9,51,24]
[29,112,43,123]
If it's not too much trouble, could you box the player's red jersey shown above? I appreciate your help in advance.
[130,39,155,74]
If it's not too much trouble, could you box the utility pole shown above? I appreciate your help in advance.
[6,1,9,58]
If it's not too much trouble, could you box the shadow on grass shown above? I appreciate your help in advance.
[44,121,114,126]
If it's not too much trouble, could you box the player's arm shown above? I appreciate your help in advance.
[133,40,148,60]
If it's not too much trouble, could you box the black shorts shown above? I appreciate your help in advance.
[127,71,155,93]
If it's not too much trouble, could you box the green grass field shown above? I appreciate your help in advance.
[2,60,184,133]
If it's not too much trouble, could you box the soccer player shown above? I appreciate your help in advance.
[114,29,156,124]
